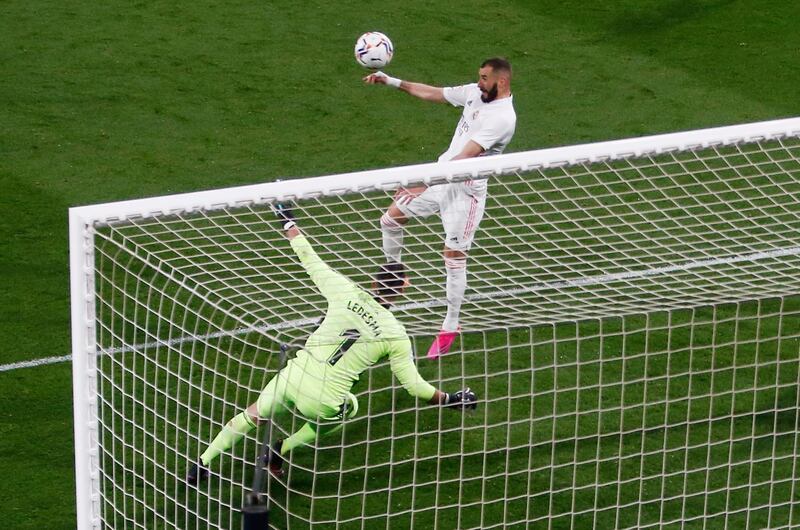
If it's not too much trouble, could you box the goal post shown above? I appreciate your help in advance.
[70,117,800,529]
[70,207,100,529]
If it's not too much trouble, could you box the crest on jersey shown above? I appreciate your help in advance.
[472,110,480,120]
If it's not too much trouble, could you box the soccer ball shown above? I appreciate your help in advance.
[354,32,394,69]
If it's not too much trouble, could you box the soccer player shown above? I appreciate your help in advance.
[187,204,477,484]
[363,57,517,359]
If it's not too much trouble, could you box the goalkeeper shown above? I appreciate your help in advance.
[188,204,477,484]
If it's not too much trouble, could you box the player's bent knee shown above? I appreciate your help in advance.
[380,212,403,230]
[443,247,468,260]
[386,205,409,225]
[245,403,261,425]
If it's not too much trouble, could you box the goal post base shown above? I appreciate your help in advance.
[241,502,269,530]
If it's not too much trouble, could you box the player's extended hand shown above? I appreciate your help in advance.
[445,387,477,410]
[394,185,426,205]
[273,202,296,229]
[363,71,389,84]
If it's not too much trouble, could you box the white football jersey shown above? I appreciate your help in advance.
[440,83,516,160]
[439,83,516,195]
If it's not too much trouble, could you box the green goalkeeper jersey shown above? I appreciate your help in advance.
[287,235,436,408]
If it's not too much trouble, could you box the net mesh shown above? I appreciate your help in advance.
[82,133,800,528]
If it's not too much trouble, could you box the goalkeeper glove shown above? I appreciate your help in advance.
[444,387,477,410]
[273,202,296,230]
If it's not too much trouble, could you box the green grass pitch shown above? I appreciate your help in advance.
[2,0,800,528]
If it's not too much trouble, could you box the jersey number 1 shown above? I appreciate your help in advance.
[329,329,361,366]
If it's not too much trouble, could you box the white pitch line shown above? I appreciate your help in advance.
[4,245,800,373]
[0,354,73,372]
[394,244,800,311]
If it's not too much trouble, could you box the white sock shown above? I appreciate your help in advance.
[381,213,404,263]
[443,257,467,331]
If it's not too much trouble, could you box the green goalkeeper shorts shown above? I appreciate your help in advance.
[255,359,359,422]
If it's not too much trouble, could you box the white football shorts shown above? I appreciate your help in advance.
[396,182,486,252]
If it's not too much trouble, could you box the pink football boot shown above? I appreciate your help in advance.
[427,328,460,359]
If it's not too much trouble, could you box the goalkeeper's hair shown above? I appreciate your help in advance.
[374,262,407,306]
[481,57,512,78]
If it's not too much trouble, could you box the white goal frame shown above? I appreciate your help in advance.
[69,117,800,529]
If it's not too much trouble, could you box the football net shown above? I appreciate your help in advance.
[70,118,800,529]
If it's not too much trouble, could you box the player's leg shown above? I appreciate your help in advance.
[189,406,260,485]
[427,246,467,359]
[188,373,289,484]
[269,392,359,477]
[265,421,343,479]
[380,186,443,263]
[427,186,486,359]
[380,203,408,263]
[443,246,468,331]
[282,392,358,452]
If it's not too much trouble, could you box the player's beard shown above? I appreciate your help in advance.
[480,82,498,103]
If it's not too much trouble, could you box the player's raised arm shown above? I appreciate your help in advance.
[363,71,446,103]
[274,203,350,299]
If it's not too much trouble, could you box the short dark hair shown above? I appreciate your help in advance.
[481,57,512,78]
[374,262,407,304]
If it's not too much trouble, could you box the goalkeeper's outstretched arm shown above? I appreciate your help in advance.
[273,202,350,298]
[388,342,477,409]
